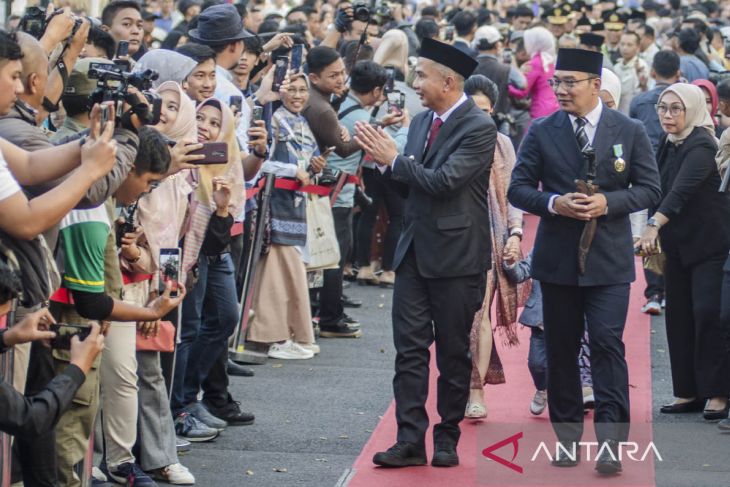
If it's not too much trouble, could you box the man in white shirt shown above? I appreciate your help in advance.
[611,30,648,113]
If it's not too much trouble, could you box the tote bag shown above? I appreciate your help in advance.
[305,194,340,271]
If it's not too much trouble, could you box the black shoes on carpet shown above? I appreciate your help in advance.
[372,442,459,468]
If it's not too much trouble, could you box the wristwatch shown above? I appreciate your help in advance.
[509,228,523,239]
[647,217,660,228]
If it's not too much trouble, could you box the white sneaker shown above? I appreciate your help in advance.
[149,463,195,485]
[92,466,108,482]
[298,342,320,355]
[268,340,314,360]
[530,390,547,415]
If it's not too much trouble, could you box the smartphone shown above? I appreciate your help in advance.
[159,248,181,297]
[445,25,455,42]
[251,105,264,126]
[321,146,336,157]
[50,323,92,350]
[229,95,243,113]
[272,56,289,92]
[387,90,405,113]
[116,40,129,58]
[290,44,303,72]
[502,48,513,64]
[385,66,396,93]
[187,142,228,164]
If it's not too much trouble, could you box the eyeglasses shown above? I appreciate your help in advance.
[655,104,685,116]
[548,77,597,90]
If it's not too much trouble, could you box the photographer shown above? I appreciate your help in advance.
[321,2,370,50]
[0,267,104,438]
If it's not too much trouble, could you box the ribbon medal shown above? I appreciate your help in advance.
[613,144,626,173]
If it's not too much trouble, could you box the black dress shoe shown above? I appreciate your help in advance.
[203,399,255,426]
[227,360,254,377]
[595,440,622,475]
[703,403,730,421]
[373,442,427,468]
[551,442,580,467]
[319,322,363,338]
[660,399,704,414]
[431,444,459,467]
[342,294,362,308]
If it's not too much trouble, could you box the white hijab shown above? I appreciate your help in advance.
[524,26,556,71]
[132,49,197,89]
[600,68,622,108]
[660,83,715,144]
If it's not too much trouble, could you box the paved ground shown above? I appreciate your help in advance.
[145,284,729,487]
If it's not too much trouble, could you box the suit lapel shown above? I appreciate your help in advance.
[593,108,618,182]
[551,111,584,178]
[422,99,475,167]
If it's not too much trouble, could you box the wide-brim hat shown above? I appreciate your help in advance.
[419,37,478,79]
[188,4,253,45]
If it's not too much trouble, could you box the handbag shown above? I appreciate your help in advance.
[305,193,340,271]
[136,320,175,352]
[641,238,666,276]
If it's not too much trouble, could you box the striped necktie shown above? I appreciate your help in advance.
[575,117,591,152]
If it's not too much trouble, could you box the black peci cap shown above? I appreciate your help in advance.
[579,32,605,49]
[419,37,478,79]
[555,48,603,75]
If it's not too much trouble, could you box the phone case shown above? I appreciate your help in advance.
[188,142,228,164]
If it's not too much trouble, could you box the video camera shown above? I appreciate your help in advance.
[87,62,162,126]
[19,6,82,41]
[350,2,392,25]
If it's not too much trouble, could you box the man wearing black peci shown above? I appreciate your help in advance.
[354,38,496,468]
[508,48,661,474]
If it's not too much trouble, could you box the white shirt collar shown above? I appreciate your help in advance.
[568,98,603,128]
[433,93,469,124]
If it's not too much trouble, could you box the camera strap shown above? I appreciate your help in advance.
[42,58,70,113]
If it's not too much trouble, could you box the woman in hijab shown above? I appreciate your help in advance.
[691,79,720,134]
[109,81,201,482]
[637,83,730,421]
[463,75,528,418]
[172,97,249,429]
[508,26,559,120]
[132,49,198,89]
[247,74,324,359]
[599,68,622,110]
[373,29,423,116]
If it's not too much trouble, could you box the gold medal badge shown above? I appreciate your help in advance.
[613,144,626,172]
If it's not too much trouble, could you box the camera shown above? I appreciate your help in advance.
[116,200,139,248]
[88,62,162,126]
[19,6,82,41]
[352,3,372,23]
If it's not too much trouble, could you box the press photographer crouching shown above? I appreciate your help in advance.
[0,265,104,438]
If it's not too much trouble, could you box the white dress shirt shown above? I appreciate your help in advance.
[548,100,604,214]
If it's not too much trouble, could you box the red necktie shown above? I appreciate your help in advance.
[426,117,443,151]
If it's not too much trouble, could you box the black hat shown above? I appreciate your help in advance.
[591,21,605,32]
[579,32,605,49]
[576,15,592,27]
[188,4,253,45]
[419,37,478,79]
[628,8,647,21]
[555,48,603,75]
[602,9,626,30]
[546,5,569,24]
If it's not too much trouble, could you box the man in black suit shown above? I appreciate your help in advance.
[508,49,661,474]
[451,10,478,58]
[354,38,496,468]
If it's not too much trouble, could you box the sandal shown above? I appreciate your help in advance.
[465,402,488,419]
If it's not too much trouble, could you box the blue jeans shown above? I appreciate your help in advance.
[171,253,239,413]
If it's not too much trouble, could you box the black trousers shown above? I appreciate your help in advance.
[318,207,352,326]
[392,247,485,447]
[665,253,730,399]
[355,167,404,270]
[643,267,665,300]
[541,282,630,444]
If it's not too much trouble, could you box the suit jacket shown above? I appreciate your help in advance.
[388,98,497,278]
[474,55,511,119]
[508,106,662,286]
[453,40,478,59]
[655,127,730,267]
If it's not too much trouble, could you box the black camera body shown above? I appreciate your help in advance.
[88,63,162,126]
[116,201,139,248]
[352,3,372,23]
[20,7,82,41]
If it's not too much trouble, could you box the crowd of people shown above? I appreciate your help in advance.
[1,0,730,483]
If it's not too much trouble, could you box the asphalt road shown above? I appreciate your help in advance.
[113,282,730,487]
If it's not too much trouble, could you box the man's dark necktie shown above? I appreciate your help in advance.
[575,117,591,152]
[426,117,443,152]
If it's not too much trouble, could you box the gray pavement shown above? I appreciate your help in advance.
[149,284,728,487]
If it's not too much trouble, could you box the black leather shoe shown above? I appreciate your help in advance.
[595,440,622,475]
[551,442,580,467]
[660,399,704,414]
[431,444,459,467]
[342,294,362,308]
[203,399,255,426]
[373,442,427,468]
[703,403,730,422]
[319,323,363,338]
[227,360,254,377]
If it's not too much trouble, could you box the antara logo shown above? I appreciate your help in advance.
[481,433,663,474]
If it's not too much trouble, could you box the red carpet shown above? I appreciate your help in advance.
[347,215,655,487]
